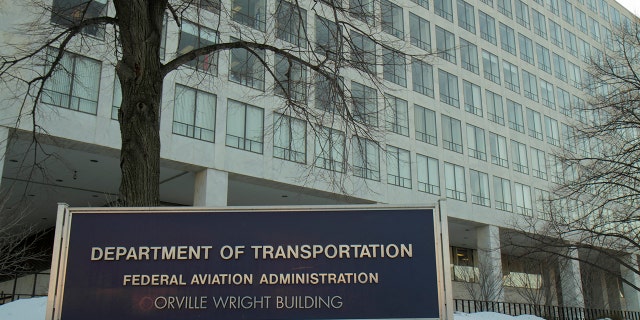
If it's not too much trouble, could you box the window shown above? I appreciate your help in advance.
[578,37,590,63]
[383,48,407,87]
[482,50,500,84]
[610,6,621,26]
[514,183,533,215]
[350,31,376,74]
[526,108,543,140]
[568,62,582,88]
[451,247,477,282]
[457,0,476,34]
[490,132,509,167]
[598,0,609,20]
[486,90,505,125]
[511,140,529,174]
[531,147,547,179]
[548,154,563,184]
[274,114,306,163]
[499,23,517,55]
[544,115,560,146]
[444,162,466,201]
[350,0,375,24]
[547,0,559,15]
[412,0,429,9]
[315,75,344,111]
[276,0,307,47]
[438,70,460,108]
[470,170,490,206]
[353,138,380,180]
[522,70,539,101]
[561,0,573,24]
[589,17,600,41]
[536,44,551,74]
[503,60,520,93]
[532,9,547,39]
[494,176,513,212]
[507,99,524,133]
[434,0,454,21]
[51,0,107,38]
[467,125,487,161]
[315,126,345,172]
[179,21,219,73]
[549,19,563,48]
[442,115,463,153]
[172,84,216,142]
[561,122,575,153]
[576,8,588,34]
[535,188,551,219]
[385,94,409,136]
[226,100,264,153]
[231,0,266,30]
[42,49,101,114]
[417,154,440,195]
[460,38,480,74]
[229,43,265,90]
[564,29,578,56]
[195,0,221,14]
[519,34,535,65]
[571,95,586,120]
[316,16,341,59]
[479,11,497,45]
[557,87,571,116]
[412,58,434,97]
[540,79,555,109]
[480,0,493,7]
[410,13,431,51]
[463,80,483,116]
[515,0,530,28]
[415,105,437,145]
[552,53,567,82]
[387,146,412,188]
[274,54,307,102]
[352,81,378,125]
[381,0,404,39]
[587,0,597,12]
[436,27,456,64]
[497,0,512,18]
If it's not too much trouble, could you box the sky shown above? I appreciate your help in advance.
[616,0,640,16]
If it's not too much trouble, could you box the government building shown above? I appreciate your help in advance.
[0,0,638,313]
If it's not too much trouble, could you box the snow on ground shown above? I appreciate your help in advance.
[454,311,545,320]
[0,297,47,320]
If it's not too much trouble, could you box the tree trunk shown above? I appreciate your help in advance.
[113,0,167,206]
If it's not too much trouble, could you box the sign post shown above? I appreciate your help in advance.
[47,205,450,320]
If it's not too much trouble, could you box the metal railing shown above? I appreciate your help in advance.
[454,299,640,320]
[0,272,50,305]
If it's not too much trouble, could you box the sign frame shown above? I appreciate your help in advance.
[46,204,452,320]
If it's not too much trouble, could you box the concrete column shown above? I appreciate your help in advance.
[0,126,9,188]
[558,248,585,307]
[621,254,640,311]
[193,168,228,206]
[476,225,504,301]
[605,272,622,310]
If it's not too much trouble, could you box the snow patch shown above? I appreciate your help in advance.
[0,297,47,320]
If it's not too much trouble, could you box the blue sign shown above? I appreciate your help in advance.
[55,207,441,320]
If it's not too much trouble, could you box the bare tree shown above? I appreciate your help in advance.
[455,250,504,305]
[0,0,435,206]
[0,190,51,279]
[507,20,640,300]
